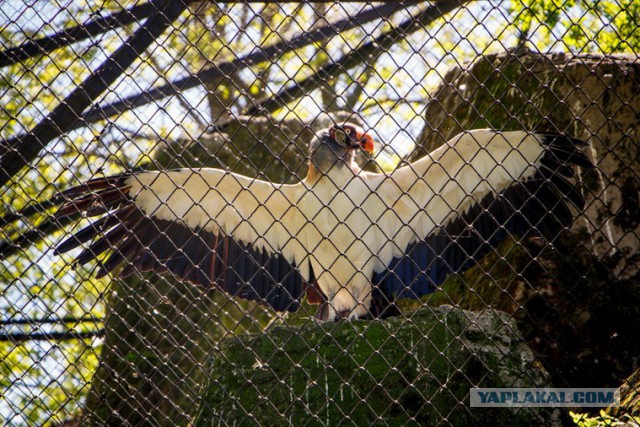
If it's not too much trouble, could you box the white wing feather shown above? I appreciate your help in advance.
[371,130,545,267]
[126,168,310,278]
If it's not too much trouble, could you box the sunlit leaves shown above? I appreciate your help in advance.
[508,0,640,54]
[0,2,122,424]
[0,338,101,426]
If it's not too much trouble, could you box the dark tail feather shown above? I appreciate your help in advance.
[74,225,129,266]
[60,174,131,198]
[55,215,119,255]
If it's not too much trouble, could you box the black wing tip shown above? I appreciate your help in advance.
[59,173,133,197]
[538,134,593,169]
[0,172,134,254]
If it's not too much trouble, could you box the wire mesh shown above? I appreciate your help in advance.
[1,1,639,425]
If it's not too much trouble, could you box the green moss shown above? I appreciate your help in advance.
[195,307,557,426]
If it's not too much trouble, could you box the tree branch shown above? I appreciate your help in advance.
[0,214,80,260]
[0,330,104,343]
[0,315,103,326]
[0,0,373,67]
[0,2,161,67]
[242,0,466,119]
[0,0,189,188]
[73,2,418,130]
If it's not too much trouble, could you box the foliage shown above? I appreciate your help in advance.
[508,0,640,53]
[197,306,557,425]
[1,2,430,424]
[0,3,113,424]
[571,410,638,427]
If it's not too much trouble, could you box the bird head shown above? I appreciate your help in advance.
[306,122,376,181]
[328,123,375,154]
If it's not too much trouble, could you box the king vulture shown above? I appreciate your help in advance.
[5,124,592,320]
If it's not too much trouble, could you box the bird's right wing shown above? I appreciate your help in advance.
[371,130,592,300]
[52,168,312,312]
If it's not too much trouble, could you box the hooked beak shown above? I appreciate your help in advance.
[357,131,375,154]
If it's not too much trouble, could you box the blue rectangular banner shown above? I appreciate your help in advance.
[469,388,619,407]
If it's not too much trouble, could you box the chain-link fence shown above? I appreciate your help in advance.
[1,1,639,425]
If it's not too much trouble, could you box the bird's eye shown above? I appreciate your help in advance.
[346,129,351,134]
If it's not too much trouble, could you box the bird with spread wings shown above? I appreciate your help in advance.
[3,123,592,320]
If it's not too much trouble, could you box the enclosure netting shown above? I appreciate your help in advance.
[0,1,639,426]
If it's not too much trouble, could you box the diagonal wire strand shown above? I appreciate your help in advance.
[0,0,190,188]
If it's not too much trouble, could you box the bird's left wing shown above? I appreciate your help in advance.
[371,130,592,300]
[52,168,311,312]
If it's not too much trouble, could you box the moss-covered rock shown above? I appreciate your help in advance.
[195,306,562,426]
[414,234,640,391]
